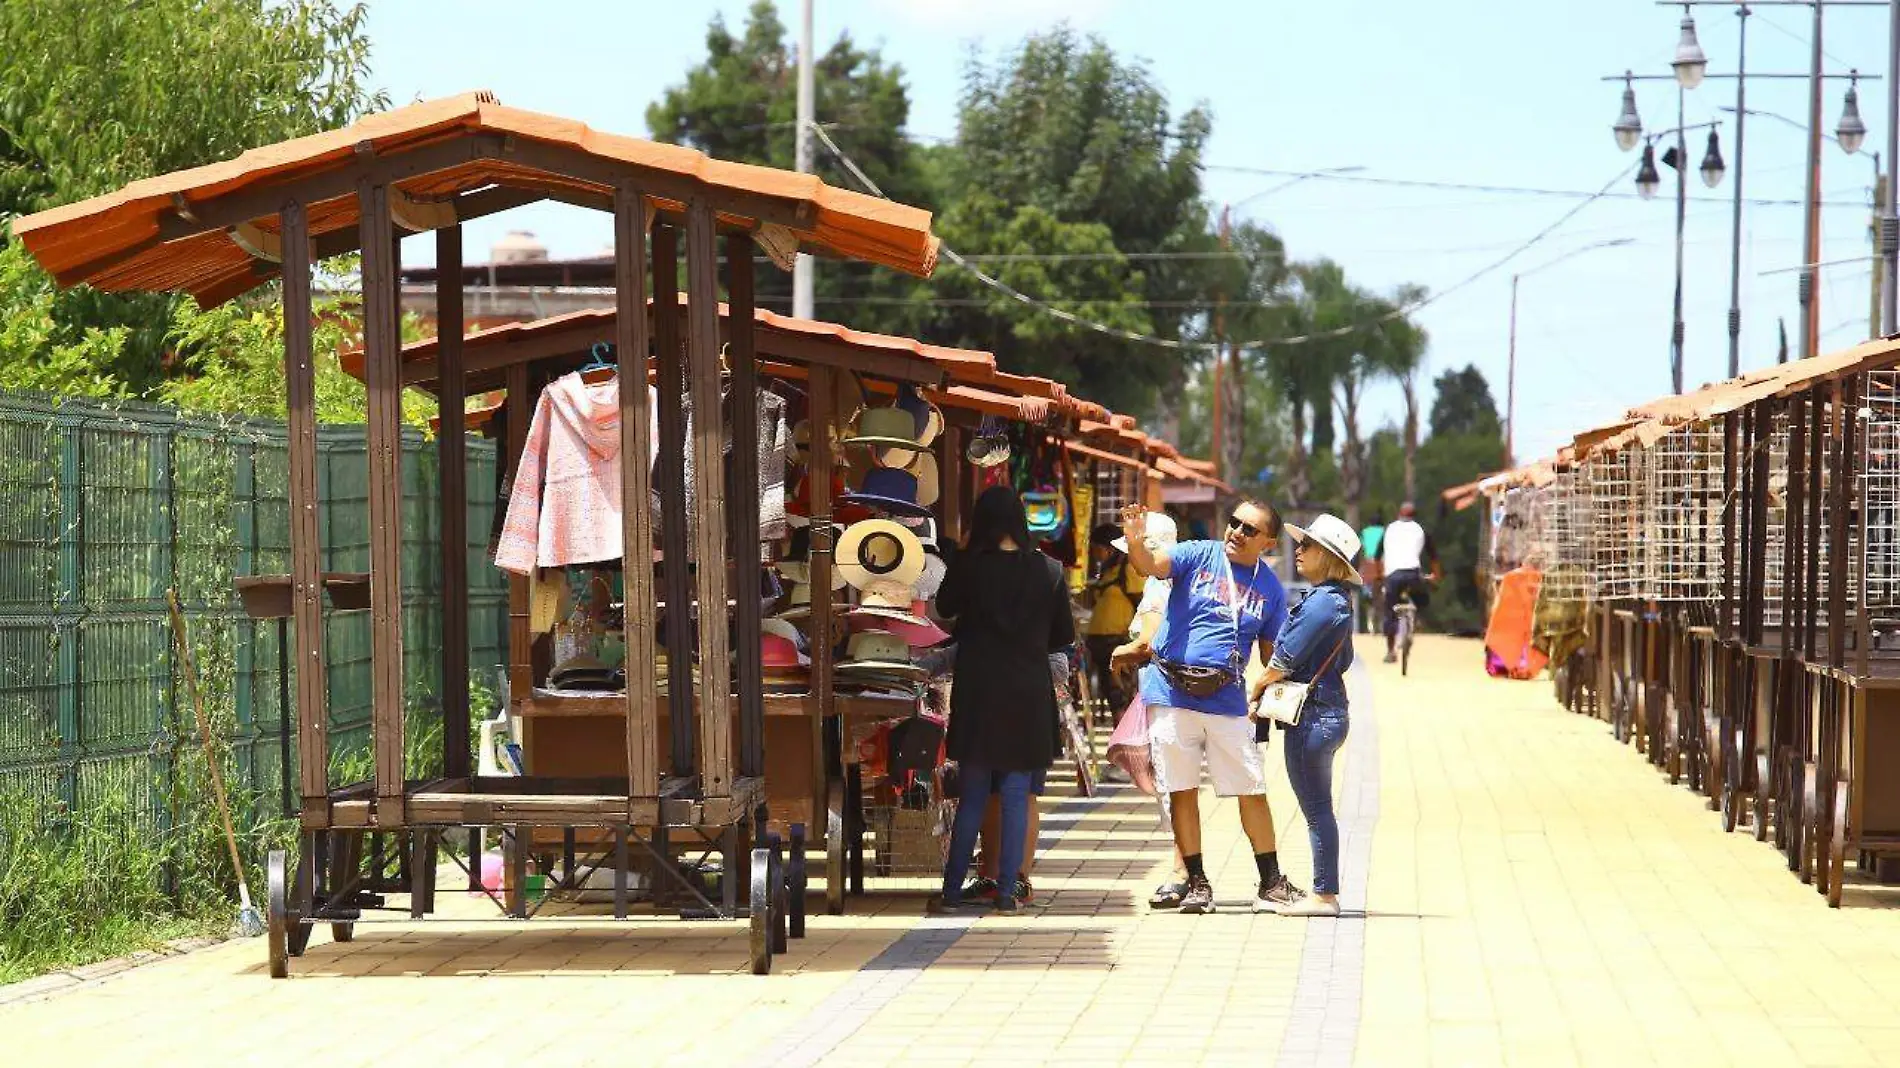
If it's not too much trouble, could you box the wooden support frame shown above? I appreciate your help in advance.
[652,223,696,777]
[437,225,470,779]
[358,179,407,818]
[614,183,661,806]
[684,199,734,797]
[726,231,766,780]
[280,200,330,825]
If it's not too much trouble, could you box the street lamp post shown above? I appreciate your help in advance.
[1506,239,1637,466]
[1612,3,1876,384]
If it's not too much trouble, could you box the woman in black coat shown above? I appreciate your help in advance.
[930,486,1075,912]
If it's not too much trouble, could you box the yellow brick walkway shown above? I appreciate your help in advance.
[7,635,1900,1067]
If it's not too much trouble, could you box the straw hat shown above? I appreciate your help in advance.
[835,519,925,590]
[836,630,925,680]
[839,467,933,519]
[844,406,928,456]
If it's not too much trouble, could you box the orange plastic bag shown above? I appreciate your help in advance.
[1485,567,1549,681]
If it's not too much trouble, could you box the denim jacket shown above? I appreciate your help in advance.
[1267,580,1355,717]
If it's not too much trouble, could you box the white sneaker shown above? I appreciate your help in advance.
[1278,895,1342,917]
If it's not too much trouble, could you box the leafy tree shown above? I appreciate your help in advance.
[1430,364,1503,439]
[929,27,1219,418]
[0,0,385,394]
[647,0,935,336]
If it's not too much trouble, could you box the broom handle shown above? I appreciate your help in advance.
[167,589,250,892]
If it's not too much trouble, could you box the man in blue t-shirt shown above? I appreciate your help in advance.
[1120,498,1291,915]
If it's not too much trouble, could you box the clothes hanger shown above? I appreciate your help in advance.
[580,341,617,384]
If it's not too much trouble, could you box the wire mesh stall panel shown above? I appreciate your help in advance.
[1586,446,1647,600]
[1488,487,1537,575]
[1762,403,1852,630]
[1859,370,1900,628]
[1529,471,1592,605]
[1644,423,1725,604]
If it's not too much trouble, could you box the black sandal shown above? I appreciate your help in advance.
[1149,880,1188,909]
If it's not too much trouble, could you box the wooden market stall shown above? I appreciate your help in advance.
[1485,336,1900,907]
[346,300,1186,910]
[12,91,945,973]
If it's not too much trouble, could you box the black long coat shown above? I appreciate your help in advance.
[934,548,1076,771]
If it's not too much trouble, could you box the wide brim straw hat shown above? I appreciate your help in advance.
[1285,513,1364,586]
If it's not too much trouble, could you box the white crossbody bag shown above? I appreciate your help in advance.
[1252,633,1349,728]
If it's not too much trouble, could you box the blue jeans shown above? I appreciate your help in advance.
[942,763,1033,901]
[1283,707,1350,895]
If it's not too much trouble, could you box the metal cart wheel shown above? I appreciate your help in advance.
[824,780,847,916]
[769,834,789,956]
[749,847,774,976]
[329,830,359,943]
[287,839,314,957]
[1828,781,1849,909]
[1753,750,1772,843]
[788,823,809,939]
[1800,760,1820,885]
[266,850,289,979]
[1719,728,1742,833]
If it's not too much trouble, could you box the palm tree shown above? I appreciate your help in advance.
[1214,221,1292,485]
[1379,284,1431,502]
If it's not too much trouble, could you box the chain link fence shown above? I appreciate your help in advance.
[0,390,508,834]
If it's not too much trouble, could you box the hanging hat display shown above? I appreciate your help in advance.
[835,630,926,683]
[838,466,933,519]
[846,577,950,648]
[904,449,940,508]
[835,518,926,590]
[965,414,1011,468]
[915,553,948,600]
[843,406,928,457]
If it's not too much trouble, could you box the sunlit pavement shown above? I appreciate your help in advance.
[7,635,1900,1066]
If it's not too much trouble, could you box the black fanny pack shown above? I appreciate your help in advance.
[1156,658,1237,699]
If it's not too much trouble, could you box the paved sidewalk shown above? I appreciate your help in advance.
[9,635,1900,1067]
[1358,635,1900,1068]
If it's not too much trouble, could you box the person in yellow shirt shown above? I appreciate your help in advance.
[1084,522,1145,714]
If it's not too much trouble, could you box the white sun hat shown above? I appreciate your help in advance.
[1284,513,1363,585]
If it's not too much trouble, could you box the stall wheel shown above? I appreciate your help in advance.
[1719,729,1742,833]
[824,780,847,917]
[1753,751,1772,843]
[1828,780,1849,909]
[1799,761,1820,885]
[767,833,789,956]
[749,847,774,976]
[266,850,289,979]
[788,823,809,939]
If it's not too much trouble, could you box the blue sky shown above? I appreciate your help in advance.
[366,1,1896,464]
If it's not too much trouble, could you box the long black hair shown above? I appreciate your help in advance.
[966,485,1033,551]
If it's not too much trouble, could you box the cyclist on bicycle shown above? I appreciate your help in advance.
[1377,502,1440,664]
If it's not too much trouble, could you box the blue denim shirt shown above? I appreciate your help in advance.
[1267,580,1355,716]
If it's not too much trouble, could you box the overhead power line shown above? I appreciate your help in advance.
[809,122,1638,353]
[1205,163,1869,209]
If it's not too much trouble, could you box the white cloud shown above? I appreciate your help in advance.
[873,0,1116,33]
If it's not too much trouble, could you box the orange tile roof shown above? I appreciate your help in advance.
[14,92,939,307]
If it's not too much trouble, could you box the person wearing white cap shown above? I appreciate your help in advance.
[1249,513,1362,917]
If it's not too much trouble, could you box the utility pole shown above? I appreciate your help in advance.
[1800,0,1826,360]
[792,0,815,320]
[1875,154,1887,337]
[1506,275,1519,468]
[1213,206,1240,485]
[1727,4,1750,379]
[1887,0,1900,334]
[1672,82,1689,393]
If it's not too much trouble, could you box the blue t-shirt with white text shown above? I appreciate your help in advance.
[1137,540,1288,716]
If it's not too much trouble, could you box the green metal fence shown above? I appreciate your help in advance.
[0,391,508,828]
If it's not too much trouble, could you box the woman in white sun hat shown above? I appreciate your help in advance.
[1250,512,1361,918]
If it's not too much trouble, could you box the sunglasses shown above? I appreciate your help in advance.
[1226,515,1263,539]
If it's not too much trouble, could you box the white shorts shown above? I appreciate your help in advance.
[1149,706,1268,797]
